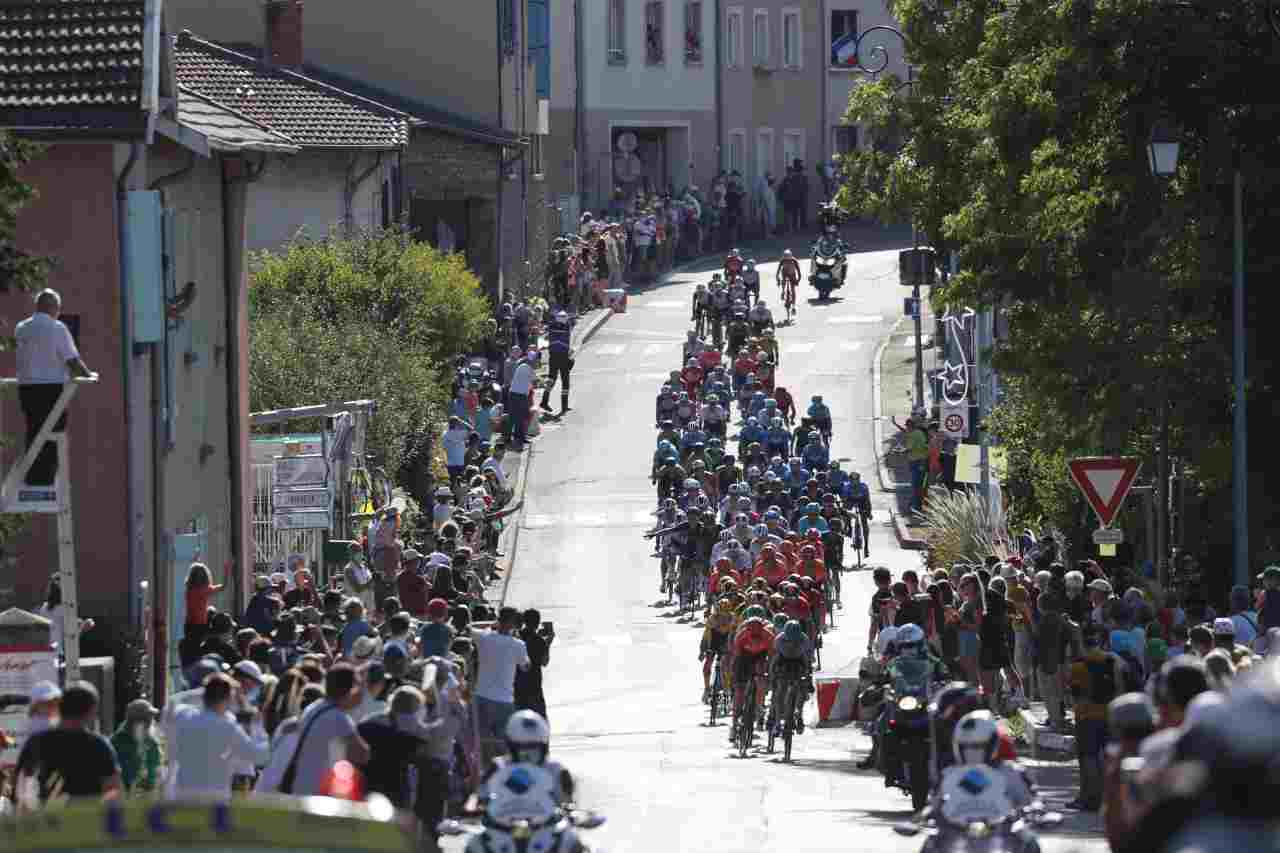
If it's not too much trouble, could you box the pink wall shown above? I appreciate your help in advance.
[1,144,129,616]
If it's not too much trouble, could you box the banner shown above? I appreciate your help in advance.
[0,647,57,767]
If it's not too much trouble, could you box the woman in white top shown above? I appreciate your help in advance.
[37,575,93,654]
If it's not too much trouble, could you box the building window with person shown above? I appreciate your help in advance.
[13,288,93,486]
[830,8,858,67]
[645,1,665,64]
[608,0,627,64]
[782,8,802,68]
[685,1,704,63]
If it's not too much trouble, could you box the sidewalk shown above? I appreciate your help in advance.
[873,295,934,549]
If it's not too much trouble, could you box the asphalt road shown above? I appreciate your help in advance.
[488,248,1106,853]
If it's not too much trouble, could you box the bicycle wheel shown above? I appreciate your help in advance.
[783,684,797,762]
[710,658,722,727]
[826,582,838,630]
[739,681,756,758]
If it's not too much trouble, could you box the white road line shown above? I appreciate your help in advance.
[573,512,609,526]
[644,300,685,309]
[839,341,865,352]
[594,343,626,356]
[826,314,884,325]
[630,372,670,382]
[595,633,635,647]
[641,343,665,357]
[782,342,816,354]
[522,514,556,529]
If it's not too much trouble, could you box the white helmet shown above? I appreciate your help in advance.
[952,710,1000,765]
[504,710,551,763]
[782,249,794,259]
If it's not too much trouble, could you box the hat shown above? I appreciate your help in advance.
[1212,617,1236,636]
[427,598,450,619]
[254,574,271,591]
[30,681,61,704]
[184,657,226,688]
[352,635,381,660]
[232,660,265,684]
[1087,578,1113,593]
[402,548,423,561]
[125,698,160,721]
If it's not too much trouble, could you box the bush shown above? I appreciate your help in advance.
[918,487,1013,570]
[248,227,490,490]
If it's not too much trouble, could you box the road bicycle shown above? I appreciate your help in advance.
[777,267,798,324]
[737,677,758,758]
[708,651,730,727]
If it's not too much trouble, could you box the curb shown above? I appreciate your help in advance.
[1017,709,1077,760]
[573,308,613,350]
[872,317,929,551]
[894,512,928,551]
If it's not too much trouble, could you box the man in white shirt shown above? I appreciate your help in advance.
[470,607,530,756]
[441,416,471,488]
[506,355,536,449]
[14,289,93,485]
[171,674,270,798]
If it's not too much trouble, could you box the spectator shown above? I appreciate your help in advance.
[419,598,457,659]
[171,673,270,797]
[282,663,370,796]
[396,551,430,618]
[514,609,554,721]
[470,607,531,755]
[26,680,61,736]
[1067,623,1124,811]
[199,611,242,665]
[13,288,93,486]
[110,698,162,793]
[1228,584,1260,647]
[442,417,471,489]
[343,543,376,616]
[182,562,223,655]
[15,681,120,806]
[284,566,320,610]
[1033,592,1069,730]
[506,354,535,449]
[351,661,390,722]
[245,574,281,636]
[339,599,375,658]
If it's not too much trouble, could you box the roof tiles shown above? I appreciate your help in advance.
[0,0,148,128]
[173,31,407,150]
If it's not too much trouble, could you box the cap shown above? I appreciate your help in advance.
[30,680,61,704]
[232,660,265,684]
[351,635,381,660]
[427,598,450,619]
[1212,617,1236,636]
[125,698,160,721]
[1087,578,1113,593]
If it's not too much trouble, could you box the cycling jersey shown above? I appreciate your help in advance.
[734,619,774,656]
[781,596,811,622]
[797,515,830,536]
[798,558,828,584]
[752,558,791,588]
[778,258,801,283]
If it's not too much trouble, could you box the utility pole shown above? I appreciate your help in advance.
[1232,168,1249,588]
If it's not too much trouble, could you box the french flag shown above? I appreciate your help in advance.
[831,32,859,67]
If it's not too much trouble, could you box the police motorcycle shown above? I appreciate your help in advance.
[439,711,604,853]
[892,713,1062,853]
[808,203,850,301]
[438,764,606,853]
[876,625,943,810]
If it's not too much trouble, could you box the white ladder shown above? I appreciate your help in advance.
[0,375,98,684]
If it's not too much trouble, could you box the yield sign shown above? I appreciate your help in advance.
[1068,457,1142,529]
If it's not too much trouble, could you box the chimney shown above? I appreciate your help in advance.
[264,0,304,68]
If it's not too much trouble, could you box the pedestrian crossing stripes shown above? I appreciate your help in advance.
[825,315,884,325]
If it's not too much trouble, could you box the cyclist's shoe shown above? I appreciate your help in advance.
[702,687,711,705]
[796,716,805,734]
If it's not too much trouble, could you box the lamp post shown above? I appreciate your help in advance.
[1232,168,1248,588]
[1147,120,1177,587]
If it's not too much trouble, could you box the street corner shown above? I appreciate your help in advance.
[892,511,928,551]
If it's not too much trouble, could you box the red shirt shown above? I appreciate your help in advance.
[185,586,213,625]
[734,620,773,656]
[782,597,811,622]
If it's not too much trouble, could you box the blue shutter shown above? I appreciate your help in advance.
[528,0,550,100]
[126,191,164,344]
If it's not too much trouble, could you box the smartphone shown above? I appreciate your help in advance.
[540,621,554,635]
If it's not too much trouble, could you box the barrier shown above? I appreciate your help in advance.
[604,288,627,313]
[815,676,860,722]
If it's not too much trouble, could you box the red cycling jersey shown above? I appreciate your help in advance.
[781,597,811,622]
[778,257,801,282]
[734,619,774,656]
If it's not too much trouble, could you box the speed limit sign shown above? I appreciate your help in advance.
[942,403,968,439]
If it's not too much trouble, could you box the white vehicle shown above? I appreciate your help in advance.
[438,763,605,853]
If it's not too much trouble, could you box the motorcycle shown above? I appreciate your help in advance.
[438,763,606,853]
[881,658,938,810]
[893,791,1063,853]
[808,230,848,301]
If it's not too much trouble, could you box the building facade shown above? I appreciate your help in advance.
[824,0,911,162]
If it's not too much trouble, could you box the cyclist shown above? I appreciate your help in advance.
[752,544,791,588]
[770,619,814,737]
[655,386,679,424]
[765,416,792,458]
[710,278,732,347]
[691,284,710,337]
[867,567,894,653]
[680,358,704,400]
[777,249,801,320]
[796,502,830,537]
[773,385,797,425]
[730,608,774,738]
[801,431,829,470]
[700,596,738,703]
[702,393,728,441]
[724,248,744,282]
[748,298,775,336]
[808,395,833,443]
[758,328,780,366]
[726,306,751,355]
[845,471,872,557]
[823,517,846,598]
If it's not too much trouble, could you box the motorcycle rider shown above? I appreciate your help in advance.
[877,623,946,782]
[477,709,576,806]
[928,711,1036,839]
[810,203,850,286]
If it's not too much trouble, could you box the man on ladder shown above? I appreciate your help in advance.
[7,287,97,683]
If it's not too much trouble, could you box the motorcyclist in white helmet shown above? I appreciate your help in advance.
[477,709,576,806]
[930,711,1035,829]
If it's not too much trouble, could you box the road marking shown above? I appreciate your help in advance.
[594,633,635,647]
[782,342,816,354]
[826,314,884,325]
[644,300,685,309]
[641,343,665,357]
[594,343,626,356]
[839,341,864,352]
[522,514,556,529]
[630,372,670,382]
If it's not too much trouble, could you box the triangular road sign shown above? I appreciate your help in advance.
[1068,457,1142,529]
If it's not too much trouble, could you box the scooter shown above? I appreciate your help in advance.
[437,763,606,853]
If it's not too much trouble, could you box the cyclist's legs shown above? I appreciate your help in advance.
[859,511,871,549]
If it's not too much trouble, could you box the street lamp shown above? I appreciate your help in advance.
[1147,120,1180,178]
[1148,120,1177,586]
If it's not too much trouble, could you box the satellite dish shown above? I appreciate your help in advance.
[614,152,644,183]
[616,131,638,153]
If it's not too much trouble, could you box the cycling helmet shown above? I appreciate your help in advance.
[718,577,738,594]
[504,710,551,764]
[781,583,799,597]
[750,590,768,605]
[772,613,788,630]
[662,498,677,510]
[800,545,817,557]
[743,605,768,620]
[764,509,781,521]
[765,398,778,408]
[684,478,700,490]
[751,577,768,591]
[769,593,785,610]
[929,682,983,724]
[896,623,926,655]
[813,395,823,403]
[953,710,1000,765]
[753,524,769,538]
[787,573,804,585]
[782,249,794,259]
[746,466,761,479]
[691,459,705,470]
[657,439,675,454]
[756,298,767,309]
[783,620,806,641]
[731,247,742,256]
[799,577,816,591]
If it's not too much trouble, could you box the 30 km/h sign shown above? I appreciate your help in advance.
[1068,457,1142,529]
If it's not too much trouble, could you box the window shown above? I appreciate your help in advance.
[830,9,858,67]
[832,124,858,154]
[752,10,769,66]
[756,127,775,181]
[728,129,746,174]
[684,1,704,63]
[645,1,665,64]
[725,7,743,68]
[782,129,805,170]
[607,0,626,64]
[782,8,801,68]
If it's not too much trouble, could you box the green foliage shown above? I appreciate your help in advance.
[837,0,1279,540]
[249,227,490,482]
[918,486,1012,569]
[0,133,51,293]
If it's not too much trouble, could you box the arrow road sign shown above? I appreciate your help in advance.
[1068,457,1142,529]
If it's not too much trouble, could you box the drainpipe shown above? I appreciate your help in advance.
[573,0,584,200]
[145,151,195,701]
[115,143,142,638]
[496,0,506,303]
[714,0,724,172]
[820,0,829,165]
[519,0,529,292]
[345,152,384,232]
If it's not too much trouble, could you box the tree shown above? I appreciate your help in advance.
[249,228,491,499]
[836,0,1280,565]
